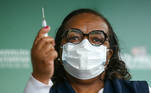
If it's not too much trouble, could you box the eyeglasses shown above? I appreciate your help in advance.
[63,28,108,46]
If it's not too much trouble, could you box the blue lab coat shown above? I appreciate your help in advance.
[49,78,149,93]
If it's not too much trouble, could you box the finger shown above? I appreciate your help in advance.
[38,26,51,36]
[42,43,55,53]
[46,50,58,61]
[36,37,55,50]
[34,36,55,49]
[33,26,51,45]
[42,50,58,65]
[47,36,55,46]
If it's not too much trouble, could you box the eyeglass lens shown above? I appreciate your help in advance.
[66,28,107,46]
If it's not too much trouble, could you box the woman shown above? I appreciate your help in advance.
[24,9,150,93]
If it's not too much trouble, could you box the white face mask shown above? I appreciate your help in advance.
[62,39,107,80]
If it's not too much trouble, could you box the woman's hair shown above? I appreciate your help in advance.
[53,8,131,83]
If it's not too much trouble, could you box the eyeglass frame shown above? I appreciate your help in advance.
[62,28,108,46]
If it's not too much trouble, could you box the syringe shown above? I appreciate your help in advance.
[42,8,48,37]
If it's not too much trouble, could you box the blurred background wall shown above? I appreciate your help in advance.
[0,0,151,93]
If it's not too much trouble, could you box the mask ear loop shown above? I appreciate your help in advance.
[107,49,110,62]
[103,49,110,66]
[101,49,111,81]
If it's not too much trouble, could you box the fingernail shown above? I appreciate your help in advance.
[44,26,49,29]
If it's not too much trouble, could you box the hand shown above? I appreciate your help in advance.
[31,26,58,84]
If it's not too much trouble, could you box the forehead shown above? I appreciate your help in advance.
[65,13,108,34]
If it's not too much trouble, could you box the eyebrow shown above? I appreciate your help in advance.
[70,28,81,31]
[70,27,107,34]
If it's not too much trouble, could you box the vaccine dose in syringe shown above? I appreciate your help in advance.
[42,8,48,37]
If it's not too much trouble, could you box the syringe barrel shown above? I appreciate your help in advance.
[42,19,48,37]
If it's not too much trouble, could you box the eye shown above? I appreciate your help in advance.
[92,38,103,42]
[89,31,106,45]
[69,36,79,40]
[90,37,105,45]
[68,36,82,43]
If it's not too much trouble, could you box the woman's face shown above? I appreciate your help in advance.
[61,13,113,80]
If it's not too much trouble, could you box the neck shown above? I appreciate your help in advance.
[67,75,104,93]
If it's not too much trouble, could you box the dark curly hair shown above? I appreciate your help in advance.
[52,8,131,83]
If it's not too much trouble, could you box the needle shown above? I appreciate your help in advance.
[42,8,45,20]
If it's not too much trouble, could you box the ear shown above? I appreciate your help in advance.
[105,49,113,66]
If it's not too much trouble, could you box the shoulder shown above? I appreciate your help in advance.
[122,79,150,93]
[104,79,150,93]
